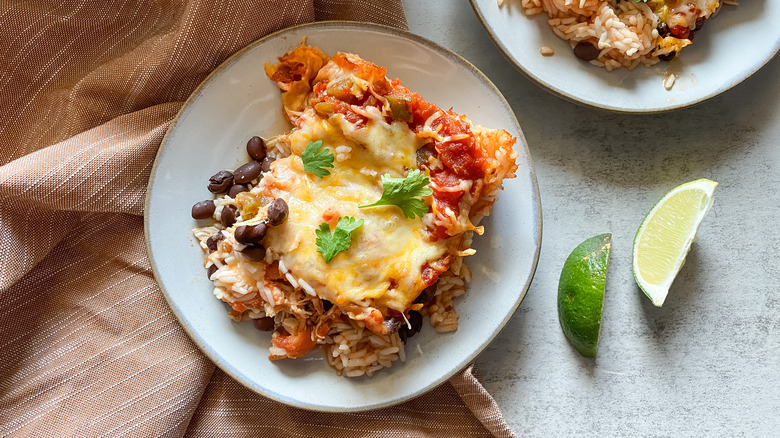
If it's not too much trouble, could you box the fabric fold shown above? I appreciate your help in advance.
[0,103,181,289]
[451,366,516,438]
[0,1,515,436]
[184,367,503,438]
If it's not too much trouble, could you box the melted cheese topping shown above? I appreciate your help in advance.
[261,110,448,313]
[651,0,720,27]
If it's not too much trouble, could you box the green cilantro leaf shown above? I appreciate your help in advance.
[315,216,364,263]
[359,169,433,219]
[301,140,334,178]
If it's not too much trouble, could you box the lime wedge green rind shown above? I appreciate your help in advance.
[632,179,718,307]
[557,233,611,358]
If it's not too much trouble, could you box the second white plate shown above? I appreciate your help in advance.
[470,0,780,112]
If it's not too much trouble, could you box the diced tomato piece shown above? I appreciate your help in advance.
[421,255,453,286]
[271,329,317,359]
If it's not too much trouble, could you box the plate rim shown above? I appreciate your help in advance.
[468,0,780,113]
[144,20,543,411]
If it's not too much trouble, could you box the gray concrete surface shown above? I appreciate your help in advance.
[403,1,780,436]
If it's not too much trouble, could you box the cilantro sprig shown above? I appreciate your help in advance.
[359,169,433,219]
[315,216,364,263]
[301,140,334,178]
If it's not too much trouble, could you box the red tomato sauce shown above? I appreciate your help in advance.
[309,82,368,126]
[407,94,486,180]
[269,62,306,83]
[421,255,452,287]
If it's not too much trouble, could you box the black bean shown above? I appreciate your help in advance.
[694,17,705,31]
[207,264,218,279]
[191,200,215,219]
[573,42,600,61]
[260,156,275,173]
[414,284,437,305]
[383,317,403,334]
[266,198,288,226]
[234,223,267,244]
[253,317,275,331]
[398,311,423,343]
[234,161,263,184]
[220,204,238,227]
[228,184,249,198]
[247,136,267,161]
[241,244,266,261]
[657,23,670,38]
[658,52,676,62]
[208,170,234,193]
[206,232,224,252]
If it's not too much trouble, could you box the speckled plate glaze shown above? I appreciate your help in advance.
[470,0,780,112]
[145,22,541,412]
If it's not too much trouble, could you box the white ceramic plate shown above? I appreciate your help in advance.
[145,22,541,412]
[470,0,780,112]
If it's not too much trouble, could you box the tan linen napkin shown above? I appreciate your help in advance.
[0,1,516,436]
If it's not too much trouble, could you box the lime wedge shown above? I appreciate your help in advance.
[558,233,611,358]
[633,179,718,307]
